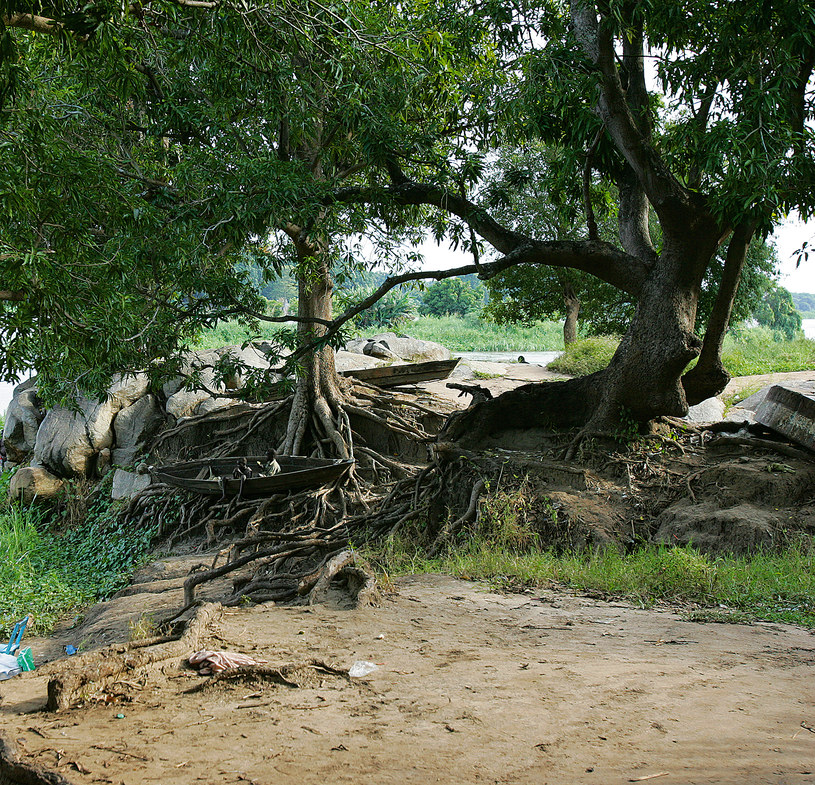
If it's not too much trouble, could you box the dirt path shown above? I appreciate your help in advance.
[2,574,814,785]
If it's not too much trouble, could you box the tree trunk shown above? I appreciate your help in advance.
[282,249,350,458]
[563,283,580,346]
[443,226,722,442]
[682,222,756,405]
[578,227,720,431]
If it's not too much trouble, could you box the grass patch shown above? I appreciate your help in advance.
[365,537,815,628]
[546,336,619,376]
[388,314,564,352]
[721,328,815,376]
[0,471,170,636]
[194,318,285,350]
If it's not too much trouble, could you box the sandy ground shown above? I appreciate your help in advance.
[2,572,815,785]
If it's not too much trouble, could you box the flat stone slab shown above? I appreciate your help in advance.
[754,385,815,453]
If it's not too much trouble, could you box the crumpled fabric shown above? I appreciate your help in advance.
[188,649,266,675]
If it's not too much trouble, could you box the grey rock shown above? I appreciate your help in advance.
[195,397,239,415]
[723,408,757,425]
[9,466,65,503]
[34,373,149,477]
[345,333,451,362]
[112,394,164,467]
[685,396,725,423]
[652,501,780,555]
[3,388,44,462]
[111,468,151,500]
[165,389,212,419]
[333,351,384,373]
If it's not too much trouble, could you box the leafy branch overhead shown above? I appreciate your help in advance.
[0,0,812,435]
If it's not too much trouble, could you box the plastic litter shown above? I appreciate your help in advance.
[348,660,378,678]
[188,650,267,675]
[64,645,78,656]
[0,653,21,680]
[17,647,35,672]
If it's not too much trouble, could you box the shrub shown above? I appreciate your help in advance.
[547,336,619,375]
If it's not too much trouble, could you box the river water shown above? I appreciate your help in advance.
[455,350,562,365]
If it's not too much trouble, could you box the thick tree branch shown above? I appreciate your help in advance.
[682,221,756,404]
[3,12,61,34]
[332,181,650,294]
[583,128,602,242]
[570,1,698,227]
[0,290,25,301]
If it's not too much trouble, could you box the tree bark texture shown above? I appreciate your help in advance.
[283,248,350,458]
[563,283,580,346]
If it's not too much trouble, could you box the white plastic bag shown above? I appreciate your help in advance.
[348,660,378,678]
[0,653,21,680]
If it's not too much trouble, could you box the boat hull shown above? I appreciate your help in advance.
[341,358,459,387]
[151,455,354,497]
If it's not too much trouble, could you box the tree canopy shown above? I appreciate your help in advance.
[1,0,813,436]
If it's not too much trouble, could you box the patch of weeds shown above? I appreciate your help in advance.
[547,336,619,376]
[680,608,755,625]
[129,613,159,641]
[0,472,167,635]
[721,384,762,414]
[472,369,502,380]
[471,477,540,553]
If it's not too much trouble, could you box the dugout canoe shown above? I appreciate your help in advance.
[754,385,815,453]
[150,455,354,497]
[341,358,460,387]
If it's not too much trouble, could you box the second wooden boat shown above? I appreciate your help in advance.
[754,385,815,453]
[341,358,459,387]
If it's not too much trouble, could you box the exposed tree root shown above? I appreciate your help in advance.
[0,733,74,785]
[41,603,224,711]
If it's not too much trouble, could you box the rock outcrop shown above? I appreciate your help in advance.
[344,333,451,362]
[9,465,65,503]
[2,379,44,463]
[2,341,388,490]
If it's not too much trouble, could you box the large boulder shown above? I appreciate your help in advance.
[112,394,165,467]
[34,373,149,477]
[161,349,223,398]
[165,388,214,419]
[685,396,725,423]
[3,380,44,462]
[651,501,780,555]
[9,466,64,503]
[333,351,384,373]
[195,397,240,415]
[344,333,451,362]
[111,468,151,500]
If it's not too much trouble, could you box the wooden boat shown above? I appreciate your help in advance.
[341,358,460,388]
[150,455,354,497]
[754,385,815,453]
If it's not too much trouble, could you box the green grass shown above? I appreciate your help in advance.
[194,319,285,350]
[195,313,565,353]
[546,336,619,375]
[0,471,168,636]
[379,313,564,352]
[367,537,815,627]
[721,328,815,376]
[544,327,815,378]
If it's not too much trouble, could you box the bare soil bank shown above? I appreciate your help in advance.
[2,573,815,785]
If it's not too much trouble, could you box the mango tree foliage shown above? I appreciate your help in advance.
[0,1,491,405]
[347,0,815,438]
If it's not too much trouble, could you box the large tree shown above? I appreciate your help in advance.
[333,0,815,444]
[3,0,814,453]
